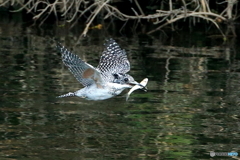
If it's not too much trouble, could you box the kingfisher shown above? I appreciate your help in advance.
[57,38,146,100]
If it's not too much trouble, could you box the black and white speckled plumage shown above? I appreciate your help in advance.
[97,39,130,82]
[57,38,140,100]
[57,43,101,87]
[57,39,130,86]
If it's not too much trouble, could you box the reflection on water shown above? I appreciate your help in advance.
[1,19,240,160]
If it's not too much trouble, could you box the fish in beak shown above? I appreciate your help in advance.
[126,78,148,101]
[128,81,147,91]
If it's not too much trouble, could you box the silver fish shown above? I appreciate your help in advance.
[126,78,148,101]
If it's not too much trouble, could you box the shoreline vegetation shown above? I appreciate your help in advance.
[0,0,239,38]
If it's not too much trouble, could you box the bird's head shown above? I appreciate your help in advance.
[113,73,147,90]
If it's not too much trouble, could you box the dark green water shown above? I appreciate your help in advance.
[1,20,240,160]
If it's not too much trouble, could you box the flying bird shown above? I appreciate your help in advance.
[57,39,146,100]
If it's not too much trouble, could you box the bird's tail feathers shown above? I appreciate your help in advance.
[57,92,75,98]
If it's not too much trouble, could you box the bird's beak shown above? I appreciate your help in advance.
[129,81,147,91]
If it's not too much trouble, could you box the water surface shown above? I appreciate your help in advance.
[0,19,240,160]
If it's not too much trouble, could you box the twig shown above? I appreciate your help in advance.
[133,0,145,16]
[147,13,226,38]
[0,0,232,37]
[81,0,110,37]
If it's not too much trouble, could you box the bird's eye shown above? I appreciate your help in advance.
[113,73,119,79]
[124,78,129,82]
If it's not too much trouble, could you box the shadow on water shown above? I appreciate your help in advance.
[1,15,240,160]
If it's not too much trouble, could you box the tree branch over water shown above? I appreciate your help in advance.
[0,0,238,37]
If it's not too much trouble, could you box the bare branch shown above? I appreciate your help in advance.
[81,0,110,37]
[133,0,145,16]
[0,0,234,37]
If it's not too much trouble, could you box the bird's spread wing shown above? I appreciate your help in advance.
[57,43,103,87]
[97,39,130,80]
